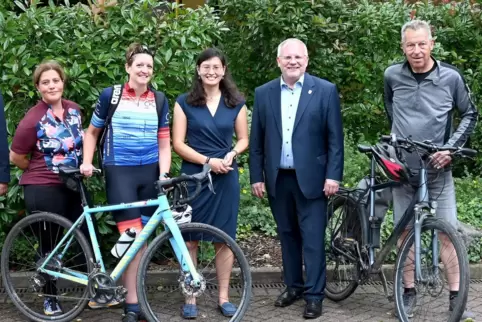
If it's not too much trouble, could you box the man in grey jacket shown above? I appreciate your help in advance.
[384,20,477,319]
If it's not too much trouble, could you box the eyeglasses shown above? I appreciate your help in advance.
[127,45,154,62]
[200,64,223,73]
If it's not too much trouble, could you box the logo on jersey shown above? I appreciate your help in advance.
[111,84,122,105]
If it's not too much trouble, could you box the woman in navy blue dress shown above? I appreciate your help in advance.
[172,48,248,319]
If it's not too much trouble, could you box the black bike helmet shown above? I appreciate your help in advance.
[371,143,411,182]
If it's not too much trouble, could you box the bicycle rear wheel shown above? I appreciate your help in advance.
[1,212,94,322]
[325,194,363,302]
[394,216,469,322]
[137,223,252,322]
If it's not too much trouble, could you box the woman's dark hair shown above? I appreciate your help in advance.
[186,48,244,108]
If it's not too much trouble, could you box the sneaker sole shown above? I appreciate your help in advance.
[88,303,122,310]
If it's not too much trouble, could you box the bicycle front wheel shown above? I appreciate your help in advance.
[1,212,94,322]
[137,223,252,322]
[394,216,469,322]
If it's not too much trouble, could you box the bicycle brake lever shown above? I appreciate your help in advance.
[207,172,216,194]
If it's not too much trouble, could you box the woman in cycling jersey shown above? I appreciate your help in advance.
[10,60,90,317]
[80,43,171,322]
[172,47,249,319]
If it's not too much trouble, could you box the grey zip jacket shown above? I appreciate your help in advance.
[383,58,478,168]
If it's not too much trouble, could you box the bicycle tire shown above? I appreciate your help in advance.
[137,223,252,322]
[325,194,362,302]
[1,212,94,322]
[394,216,469,322]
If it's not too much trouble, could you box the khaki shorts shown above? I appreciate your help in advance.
[392,170,457,228]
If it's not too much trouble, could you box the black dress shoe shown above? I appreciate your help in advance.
[303,300,322,319]
[274,288,303,307]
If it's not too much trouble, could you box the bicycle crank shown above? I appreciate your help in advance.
[87,272,117,304]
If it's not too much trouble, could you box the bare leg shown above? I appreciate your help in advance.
[214,243,234,305]
[123,242,146,305]
[185,241,199,305]
[439,233,459,291]
[399,230,415,288]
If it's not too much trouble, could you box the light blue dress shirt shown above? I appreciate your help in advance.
[279,74,304,169]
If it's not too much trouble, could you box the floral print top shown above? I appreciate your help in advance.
[11,99,84,185]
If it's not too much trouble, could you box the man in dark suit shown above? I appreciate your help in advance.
[249,38,343,319]
[0,91,10,196]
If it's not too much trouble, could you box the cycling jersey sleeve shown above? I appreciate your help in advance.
[90,87,112,128]
[157,97,170,140]
[11,111,37,155]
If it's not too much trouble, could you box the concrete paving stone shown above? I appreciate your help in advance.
[1,284,481,321]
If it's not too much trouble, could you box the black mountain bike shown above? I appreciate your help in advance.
[325,134,476,322]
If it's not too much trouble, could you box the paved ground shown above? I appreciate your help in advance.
[0,282,481,321]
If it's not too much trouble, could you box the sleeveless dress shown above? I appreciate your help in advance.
[176,93,244,241]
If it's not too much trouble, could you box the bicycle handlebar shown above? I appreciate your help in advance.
[156,163,213,205]
[380,135,478,158]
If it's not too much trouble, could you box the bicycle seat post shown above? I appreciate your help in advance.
[368,155,377,266]
[78,179,90,208]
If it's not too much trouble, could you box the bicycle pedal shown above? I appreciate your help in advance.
[342,237,356,246]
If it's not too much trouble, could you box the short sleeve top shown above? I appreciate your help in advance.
[90,82,170,166]
[11,99,84,185]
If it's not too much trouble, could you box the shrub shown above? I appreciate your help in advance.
[0,0,226,264]
[1,0,482,265]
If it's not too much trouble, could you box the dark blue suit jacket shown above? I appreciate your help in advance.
[249,73,344,199]
[0,92,10,183]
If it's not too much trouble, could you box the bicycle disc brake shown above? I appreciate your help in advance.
[179,271,206,297]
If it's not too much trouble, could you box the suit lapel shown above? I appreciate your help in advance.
[293,74,315,132]
[269,81,282,137]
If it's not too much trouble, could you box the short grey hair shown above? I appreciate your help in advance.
[277,38,308,57]
[401,20,433,43]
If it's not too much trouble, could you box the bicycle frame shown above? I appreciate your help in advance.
[37,183,202,287]
[361,153,438,282]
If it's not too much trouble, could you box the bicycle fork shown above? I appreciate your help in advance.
[413,167,440,284]
[163,217,203,287]
[413,207,439,283]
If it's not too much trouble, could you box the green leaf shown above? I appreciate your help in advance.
[14,1,26,12]
[17,44,26,56]
[165,48,173,62]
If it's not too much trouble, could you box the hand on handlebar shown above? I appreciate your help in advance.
[80,163,96,177]
[429,150,452,169]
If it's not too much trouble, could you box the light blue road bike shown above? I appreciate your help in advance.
[1,164,251,322]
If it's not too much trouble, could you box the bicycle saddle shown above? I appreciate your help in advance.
[58,166,81,176]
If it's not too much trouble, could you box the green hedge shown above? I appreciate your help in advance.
[221,0,482,262]
[0,0,226,265]
[0,0,481,264]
